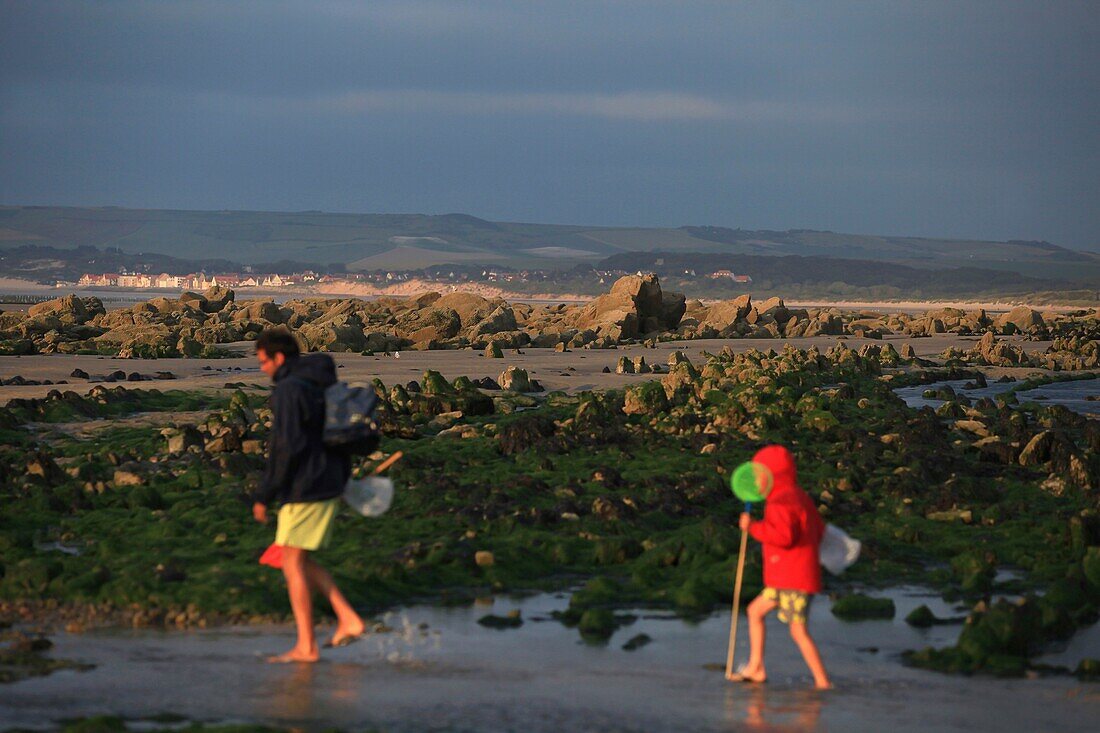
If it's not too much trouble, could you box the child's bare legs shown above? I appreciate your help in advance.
[736,594,776,682]
[302,555,365,646]
[789,621,831,689]
[269,546,319,663]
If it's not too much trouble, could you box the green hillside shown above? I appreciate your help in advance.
[1,205,1096,282]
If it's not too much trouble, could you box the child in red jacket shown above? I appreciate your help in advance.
[729,445,831,689]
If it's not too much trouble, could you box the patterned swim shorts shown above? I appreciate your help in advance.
[761,587,812,624]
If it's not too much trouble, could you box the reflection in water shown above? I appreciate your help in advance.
[259,616,441,723]
[266,662,317,720]
[724,686,823,732]
[264,661,364,722]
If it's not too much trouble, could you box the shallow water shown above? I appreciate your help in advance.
[3,589,1099,732]
[894,377,1100,415]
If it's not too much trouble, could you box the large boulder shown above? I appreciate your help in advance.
[27,294,99,325]
[623,381,670,416]
[572,274,666,339]
[433,293,495,327]
[996,306,1045,333]
[610,274,663,318]
[470,304,518,337]
[660,291,687,330]
[395,307,462,344]
[757,296,790,324]
[235,299,285,324]
[499,365,533,392]
[95,322,174,346]
[297,322,368,352]
[701,295,752,333]
[201,286,235,313]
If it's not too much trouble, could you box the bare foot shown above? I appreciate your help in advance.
[814,679,833,690]
[267,647,319,663]
[328,619,367,648]
[727,666,767,683]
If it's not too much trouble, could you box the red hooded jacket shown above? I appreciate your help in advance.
[747,445,825,594]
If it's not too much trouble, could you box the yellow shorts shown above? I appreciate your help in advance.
[275,499,340,551]
[761,587,812,625]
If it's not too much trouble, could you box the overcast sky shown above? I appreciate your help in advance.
[1,1,1097,248]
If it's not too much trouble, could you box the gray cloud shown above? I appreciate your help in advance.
[0,0,1097,247]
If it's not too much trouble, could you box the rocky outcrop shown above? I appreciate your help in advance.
[27,295,104,325]
[499,365,533,393]
[4,279,1096,358]
[700,295,752,334]
[995,306,1045,334]
[571,273,683,339]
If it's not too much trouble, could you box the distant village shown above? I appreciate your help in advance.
[72,266,751,291]
[78,270,330,290]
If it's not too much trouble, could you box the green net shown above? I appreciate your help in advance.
[730,461,773,504]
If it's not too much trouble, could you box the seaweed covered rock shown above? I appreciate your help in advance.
[421,369,455,396]
[577,608,617,640]
[831,594,896,620]
[497,414,557,455]
[623,381,669,416]
[951,550,997,593]
[905,605,938,628]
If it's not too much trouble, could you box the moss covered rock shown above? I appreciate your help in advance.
[831,594,896,620]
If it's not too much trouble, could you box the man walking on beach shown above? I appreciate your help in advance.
[252,328,365,663]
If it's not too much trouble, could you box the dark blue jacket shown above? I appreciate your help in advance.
[253,353,351,506]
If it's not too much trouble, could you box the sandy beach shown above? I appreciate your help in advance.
[0,333,1054,402]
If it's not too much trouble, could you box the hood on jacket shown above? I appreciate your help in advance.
[753,444,798,496]
[276,353,338,388]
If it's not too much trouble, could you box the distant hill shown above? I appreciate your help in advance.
[1,205,1097,283]
[594,251,1079,300]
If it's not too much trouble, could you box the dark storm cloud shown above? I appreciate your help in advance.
[1,1,1097,246]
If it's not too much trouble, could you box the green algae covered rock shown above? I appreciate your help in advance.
[831,594,896,620]
[904,604,938,628]
[951,550,996,593]
[957,598,1043,663]
[623,380,669,416]
[578,608,617,639]
[478,611,523,629]
[1076,658,1100,681]
[622,633,652,651]
[421,369,455,396]
[1083,546,1100,592]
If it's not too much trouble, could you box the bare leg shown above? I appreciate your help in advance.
[736,595,776,682]
[303,555,365,645]
[269,546,319,663]
[789,621,831,689]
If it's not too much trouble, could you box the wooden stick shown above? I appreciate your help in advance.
[371,450,403,475]
[725,526,750,680]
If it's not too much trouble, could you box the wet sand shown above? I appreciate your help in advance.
[0,335,1055,402]
[3,590,1098,732]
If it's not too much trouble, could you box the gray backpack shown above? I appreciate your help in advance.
[321,382,381,455]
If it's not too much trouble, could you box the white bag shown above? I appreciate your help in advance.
[819,523,861,575]
[343,476,394,517]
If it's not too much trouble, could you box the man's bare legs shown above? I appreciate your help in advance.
[270,546,319,663]
[789,621,832,689]
[302,555,365,646]
[732,594,776,682]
